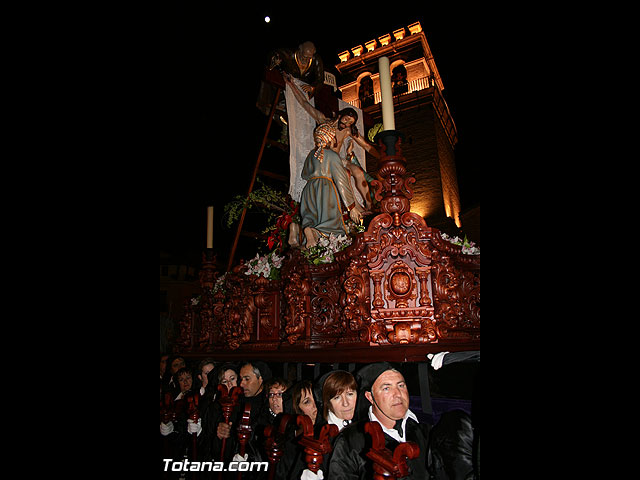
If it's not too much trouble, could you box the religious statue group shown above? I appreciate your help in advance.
[267,41,381,249]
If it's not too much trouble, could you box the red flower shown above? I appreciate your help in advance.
[276,212,293,231]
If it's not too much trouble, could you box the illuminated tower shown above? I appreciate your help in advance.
[335,22,462,231]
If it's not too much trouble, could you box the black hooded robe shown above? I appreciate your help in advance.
[327,417,431,480]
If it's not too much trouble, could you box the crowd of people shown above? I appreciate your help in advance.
[159,355,478,479]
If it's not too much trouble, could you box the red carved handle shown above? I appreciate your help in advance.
[297,416,339,473]
[264,414,294,480]
[365,421,420,479]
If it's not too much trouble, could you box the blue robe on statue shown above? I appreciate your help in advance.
[299,147,355,243]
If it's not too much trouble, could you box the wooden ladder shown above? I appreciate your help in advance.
[226,69,289,271]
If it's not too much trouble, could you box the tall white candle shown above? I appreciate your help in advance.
[206,206,214,249]
[378,56,395,130]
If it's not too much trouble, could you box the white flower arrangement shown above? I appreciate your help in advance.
[440,233,480,255]
[244,251,285,280]
[213,272,229,294]
[303,233,353,265]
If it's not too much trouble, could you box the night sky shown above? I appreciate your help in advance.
[160,5,481,267]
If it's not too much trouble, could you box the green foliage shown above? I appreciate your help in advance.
[223,178,300,229]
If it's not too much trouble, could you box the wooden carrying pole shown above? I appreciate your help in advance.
[216,384,242,480]
[187,393,200,461]
[236,403,253,480]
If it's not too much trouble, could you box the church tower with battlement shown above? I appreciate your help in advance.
[334,22,462,233]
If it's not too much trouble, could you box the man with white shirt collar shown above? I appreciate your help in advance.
[327,362,431,479]
[365,367,417,442]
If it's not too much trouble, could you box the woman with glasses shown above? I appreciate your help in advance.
[265,377,290,423]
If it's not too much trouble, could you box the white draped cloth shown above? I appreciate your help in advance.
[285,79,368,207]
[285,78,316,202]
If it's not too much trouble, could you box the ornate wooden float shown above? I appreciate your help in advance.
[173,130,479,363]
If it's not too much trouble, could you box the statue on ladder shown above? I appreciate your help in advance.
[269,41,324,97]
[257,41,325,117]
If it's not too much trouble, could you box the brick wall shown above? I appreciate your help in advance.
[366,101,458,224]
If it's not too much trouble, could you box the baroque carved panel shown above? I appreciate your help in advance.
[361,212,438,346]
[430,247,480,339]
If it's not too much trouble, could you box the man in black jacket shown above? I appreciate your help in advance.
[207,361,272,479]
[327,362,431,479]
